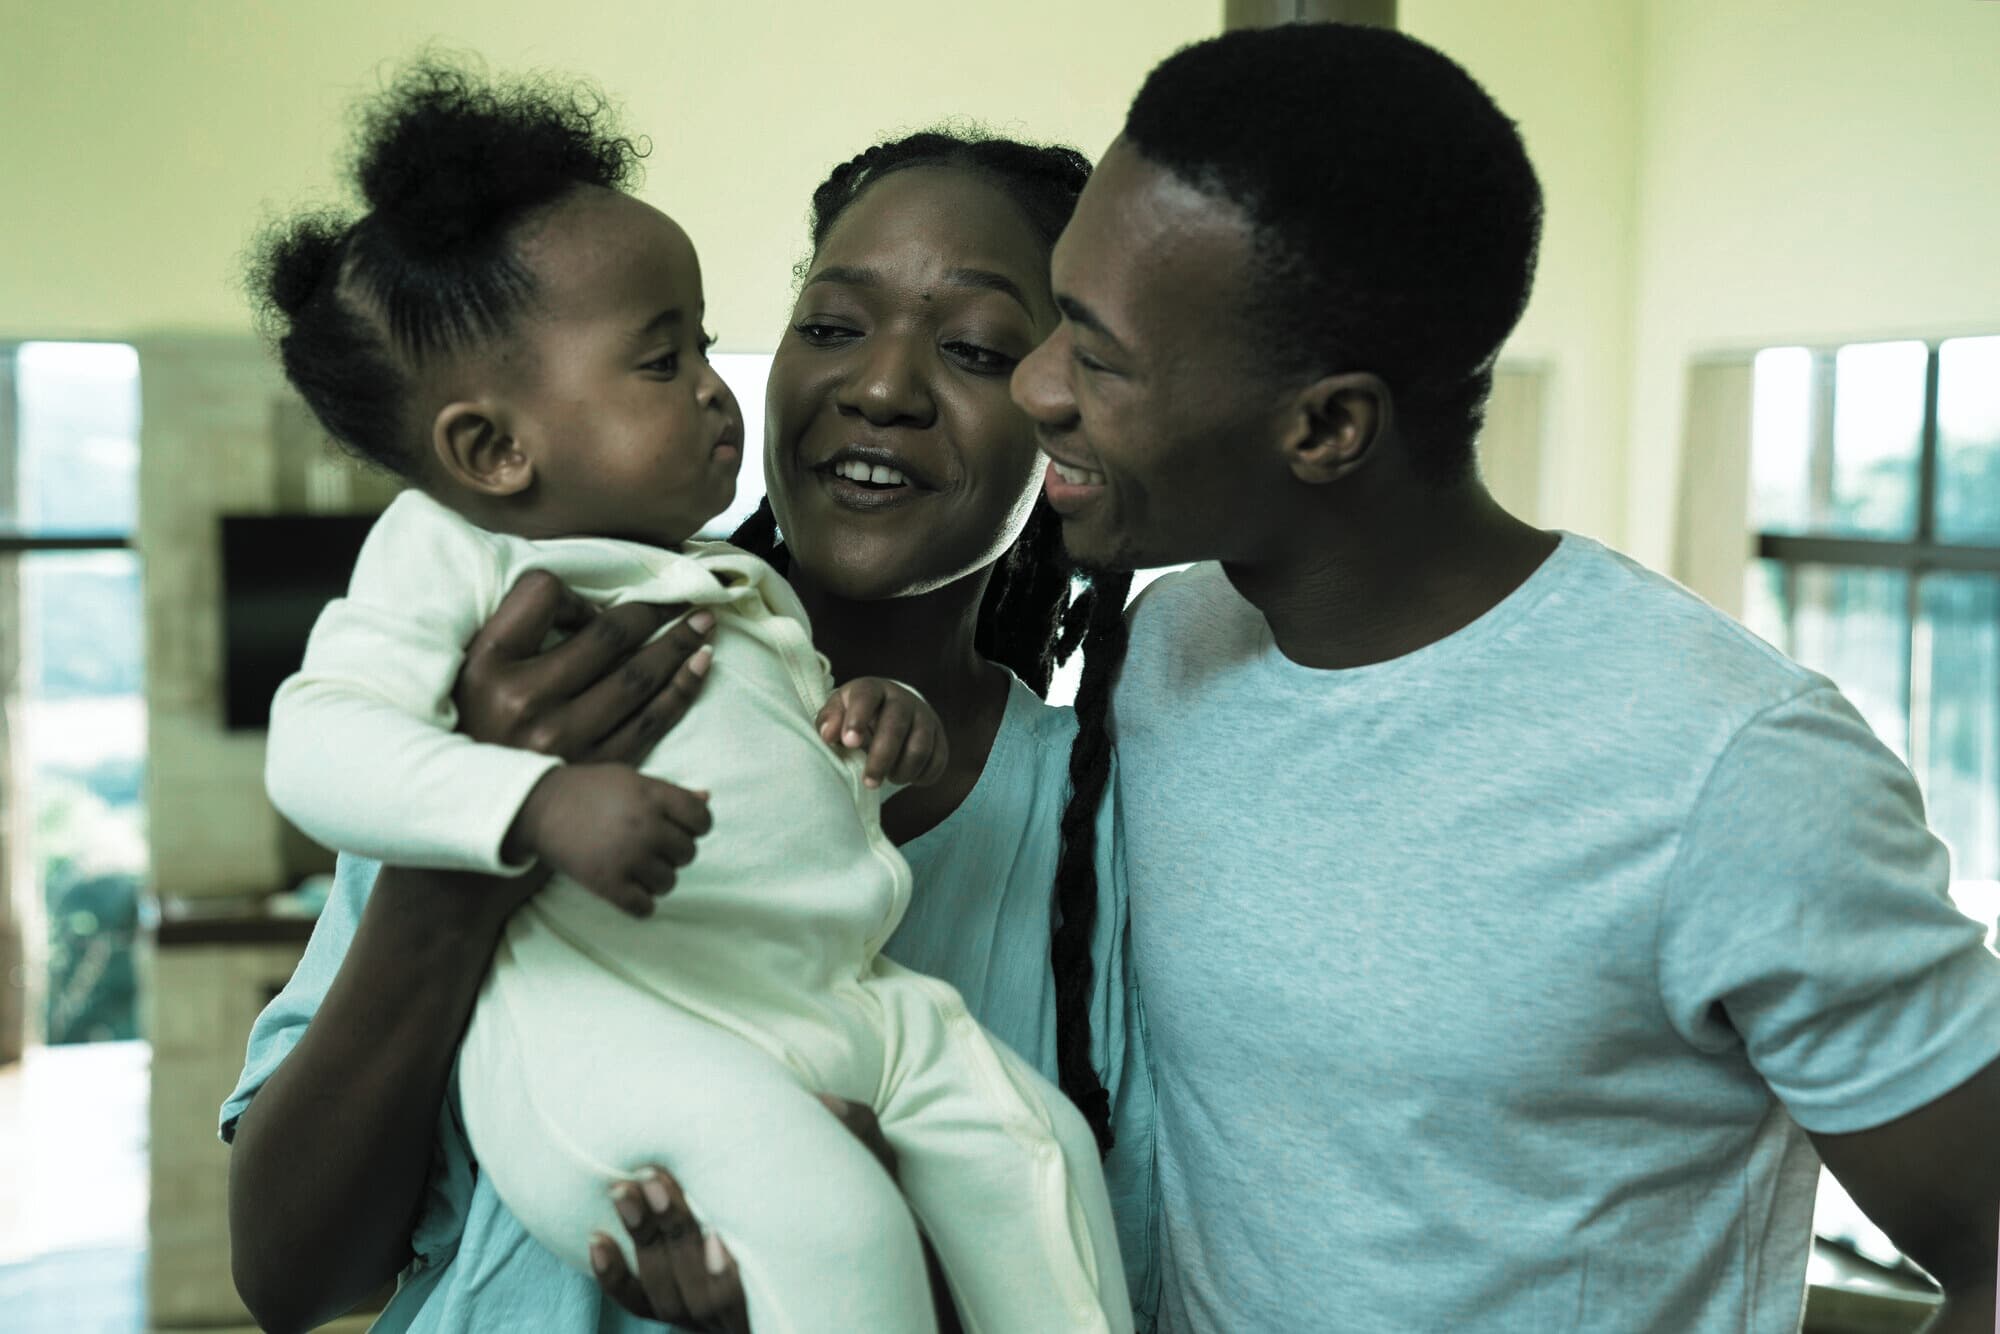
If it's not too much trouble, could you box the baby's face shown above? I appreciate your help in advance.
[506,189,744,546]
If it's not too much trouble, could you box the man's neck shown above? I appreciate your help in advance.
[1223,480,1560,672]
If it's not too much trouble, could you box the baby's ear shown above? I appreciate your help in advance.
[432,401,533,497]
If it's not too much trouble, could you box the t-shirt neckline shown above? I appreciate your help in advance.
[1252,532,1583,690]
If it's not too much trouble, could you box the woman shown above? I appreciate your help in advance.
[223,125,1153,1334]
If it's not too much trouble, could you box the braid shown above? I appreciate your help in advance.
[1047,563,1132,1154]
[728,496,789,575]
[975,502,1070,696]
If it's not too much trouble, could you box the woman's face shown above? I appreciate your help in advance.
[764,165,1057,601]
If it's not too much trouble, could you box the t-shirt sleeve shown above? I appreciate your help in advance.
[217,853,479,1274]
[1657,684,2000,1134]
[219,853,380,1142]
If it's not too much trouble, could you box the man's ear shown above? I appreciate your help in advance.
[431,400,534,497]
[1279,372,1391,486]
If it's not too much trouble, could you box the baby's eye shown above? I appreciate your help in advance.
[641,351,681,377]
[698,329,719,355]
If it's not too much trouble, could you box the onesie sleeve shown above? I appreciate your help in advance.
[1656,684,2000,1133]
[265,496,562,873]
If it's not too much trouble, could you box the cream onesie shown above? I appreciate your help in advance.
[265,489,1131,1334]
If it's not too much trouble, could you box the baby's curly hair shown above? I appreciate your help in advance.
[1126,24,1543,484]
[247,58,648,476]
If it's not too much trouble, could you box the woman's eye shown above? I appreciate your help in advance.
[946,341,1018,375]
[794,321,857,345]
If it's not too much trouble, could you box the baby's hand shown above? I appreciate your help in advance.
[509,764,712,916]
[817,678,949,790]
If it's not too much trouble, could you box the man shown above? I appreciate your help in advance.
[1012,23,2000,1333]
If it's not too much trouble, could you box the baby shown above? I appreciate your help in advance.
[256,66,1128,1334]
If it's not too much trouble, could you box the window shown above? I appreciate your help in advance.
[1,342,147,1048]
[1742,336,2000,1271]
[1743,336,2000,940]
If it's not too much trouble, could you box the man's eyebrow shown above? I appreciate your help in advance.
[1055,294,1126,350]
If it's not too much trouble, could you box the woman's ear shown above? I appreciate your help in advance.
[1280,372,1392,486]
[431,400,534,497]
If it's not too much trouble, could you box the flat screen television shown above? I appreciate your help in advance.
[219,512,379,730]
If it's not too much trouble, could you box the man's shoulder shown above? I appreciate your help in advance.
[1539,535,1827,724]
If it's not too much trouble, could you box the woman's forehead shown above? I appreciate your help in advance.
[813,166,1050,294]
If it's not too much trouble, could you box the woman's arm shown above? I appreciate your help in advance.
[228,867,531,1333]
[228,578,715,1332]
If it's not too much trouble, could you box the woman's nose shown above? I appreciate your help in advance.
[837,335,936,428]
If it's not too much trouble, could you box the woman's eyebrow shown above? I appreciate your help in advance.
[805,265,1034,316]
[943,268,1033,315]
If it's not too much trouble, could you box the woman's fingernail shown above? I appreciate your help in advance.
[612,1185,644,1227]
[689,611,716,634]
[589,1235,614,1274]
[641,1173,673,1215]
[703,1228,729,1276]
[689,645,714,677]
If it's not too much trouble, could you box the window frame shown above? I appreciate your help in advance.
[1754,339,2000,762]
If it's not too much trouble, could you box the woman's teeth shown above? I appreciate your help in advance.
[1053,460,1105,486]
[833,459,910,487]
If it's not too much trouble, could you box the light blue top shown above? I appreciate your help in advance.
[223,673,1158,1332]
[1114,540,2000,1334]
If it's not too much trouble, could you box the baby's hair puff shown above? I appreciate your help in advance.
[246,57,649,476]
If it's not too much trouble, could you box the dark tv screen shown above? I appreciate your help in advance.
[220,513,379,730]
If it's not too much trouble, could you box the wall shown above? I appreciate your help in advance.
[0,0,1216,352]
[1625,0,2000,570]
[0,0,1217,898]
[1402,0,1643,543]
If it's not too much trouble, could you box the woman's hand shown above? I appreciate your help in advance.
[455,570,717,764]
[588,1096,939,1333]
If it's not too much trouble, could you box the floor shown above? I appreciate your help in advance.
[0,1041,150,1331]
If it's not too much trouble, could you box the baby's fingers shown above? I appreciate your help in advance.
[828,679,888,750]
[863,701,914,790]
[892,711,949,787]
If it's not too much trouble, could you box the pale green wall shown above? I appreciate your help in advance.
[1404,0,1643,543]
[1625,0,2000,568]
[7,2,1993,564]
[0,0,1216,348]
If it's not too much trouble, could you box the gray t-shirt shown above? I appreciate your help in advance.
[1113,536,2000,1333]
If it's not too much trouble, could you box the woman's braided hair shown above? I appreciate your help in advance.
[736,127,1133,1153]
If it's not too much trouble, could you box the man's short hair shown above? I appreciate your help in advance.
[1125,23,1544,483]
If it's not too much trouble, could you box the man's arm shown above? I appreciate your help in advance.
[1809,1054,2000,1333]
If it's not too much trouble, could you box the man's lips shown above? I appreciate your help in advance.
[1042,457,1106,516]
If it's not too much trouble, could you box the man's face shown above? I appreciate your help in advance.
[1011,137,1298,572]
